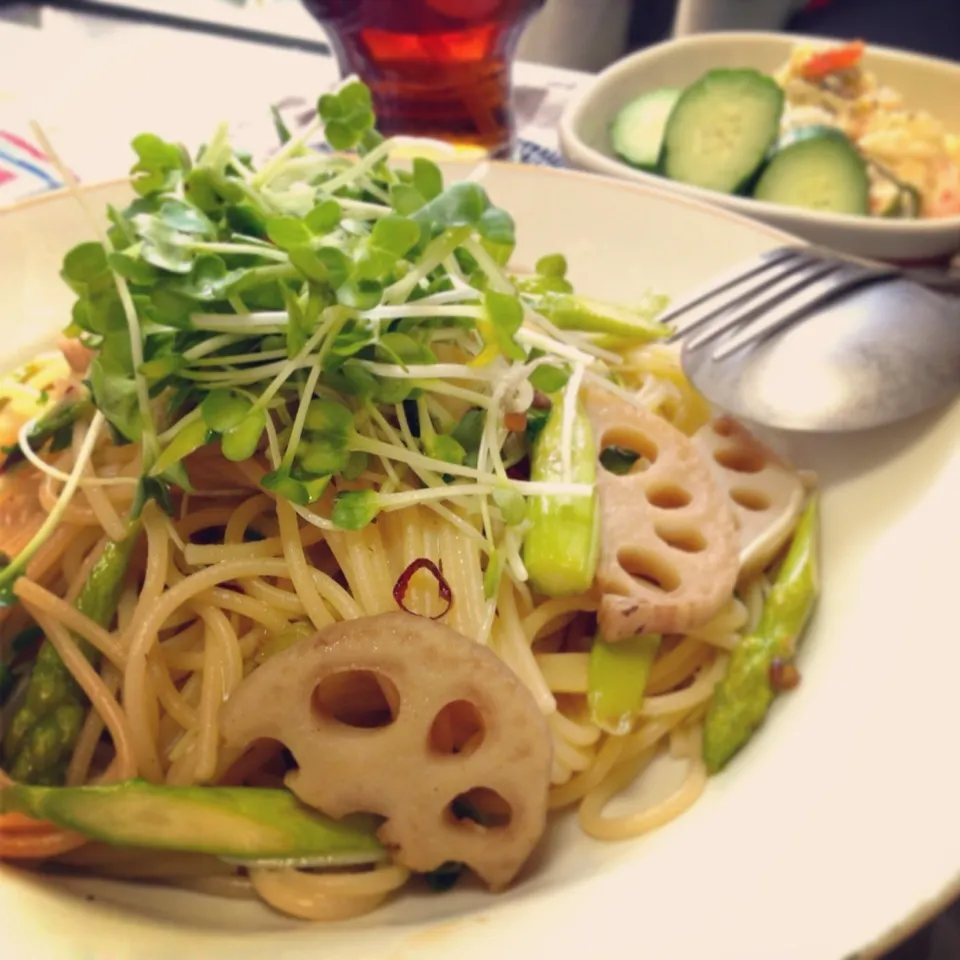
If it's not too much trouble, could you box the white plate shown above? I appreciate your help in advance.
[558,32,960,263]
[2,164,960,960]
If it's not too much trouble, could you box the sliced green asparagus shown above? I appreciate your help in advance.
[534,292,669,342]
[588,633,661,735]
[2,526,140,784]
[703,495,820,773]
[522,392,600,597]
[0,779,386,865]
[0,395,94,474]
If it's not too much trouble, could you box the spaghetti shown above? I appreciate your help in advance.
[0,84,818,921]
[0,364,771,915]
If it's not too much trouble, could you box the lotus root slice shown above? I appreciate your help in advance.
[694,416,807,576]
[581,383,740,640]
[220,612,553,890]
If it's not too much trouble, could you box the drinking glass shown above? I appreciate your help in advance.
[302,0,546,158]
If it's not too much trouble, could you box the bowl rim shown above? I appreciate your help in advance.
[0,160,806,382]
[558,30,960,235]
[2,161,959,960]
[0,156,801,242]
[0,160,799,373]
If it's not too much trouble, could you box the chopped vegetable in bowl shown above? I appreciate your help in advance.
[611,40,960,220]
[775,42,960,218]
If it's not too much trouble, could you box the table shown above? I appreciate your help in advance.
[0,4,588,203]
[0,6,958,957]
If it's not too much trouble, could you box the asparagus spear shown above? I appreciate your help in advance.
[522,392,600,596]
[588,633,661,735]
[3,526,140,784]
[0,779,385,866]
[535,292,669,342]
[0,395,93,474]
[702,495,820,773]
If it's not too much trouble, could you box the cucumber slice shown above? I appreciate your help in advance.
[753,125,869,215]
[611,88,681,171]
[1,779,386,865]
[661,68,784,194]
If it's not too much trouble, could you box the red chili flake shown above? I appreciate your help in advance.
[531,390,551,410]
[393,557,453,620]
[503,410,527,433]
[769,658,801,691]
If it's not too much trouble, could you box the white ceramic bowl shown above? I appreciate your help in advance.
[559,31,960,263]
[2,164,960,960]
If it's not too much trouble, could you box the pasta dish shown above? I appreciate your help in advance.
[0,83,819,921]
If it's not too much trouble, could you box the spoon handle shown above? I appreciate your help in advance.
[803,243,960,295]
[899,267,960,295]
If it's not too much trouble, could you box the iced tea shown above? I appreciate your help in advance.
[303,0,545,158]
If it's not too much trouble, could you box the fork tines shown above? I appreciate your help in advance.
[664,246,897,361]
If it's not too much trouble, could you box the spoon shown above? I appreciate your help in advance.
[679,274,960,432]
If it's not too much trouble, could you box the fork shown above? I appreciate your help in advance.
[662,245,960,362]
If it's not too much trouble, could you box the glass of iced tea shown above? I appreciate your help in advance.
[302,0,546,158]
